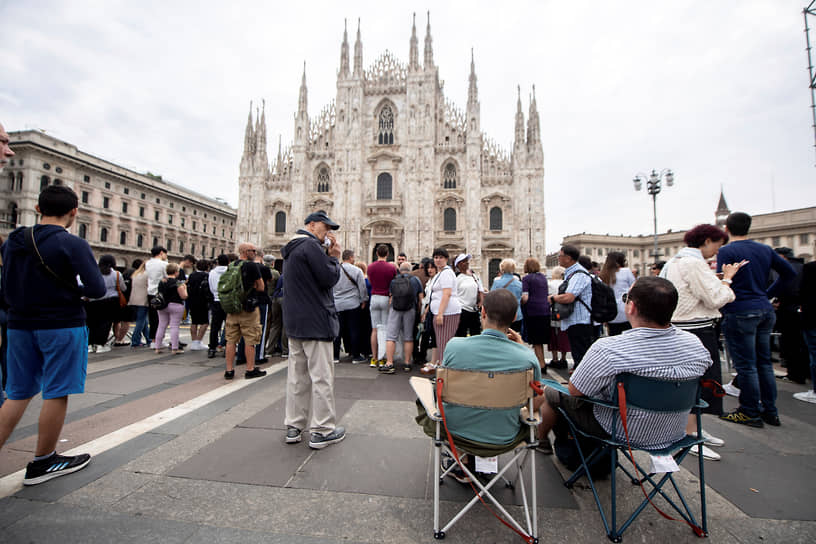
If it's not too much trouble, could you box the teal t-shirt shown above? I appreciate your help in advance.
[441,329,541,445]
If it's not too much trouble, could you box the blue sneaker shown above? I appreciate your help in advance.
[308,426,346,450]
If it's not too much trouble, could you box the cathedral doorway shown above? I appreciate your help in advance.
[371,243,395,262]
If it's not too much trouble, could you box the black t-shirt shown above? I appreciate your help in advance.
[187,271,210,306]
[158,277,184,305]
[240,261,263,293]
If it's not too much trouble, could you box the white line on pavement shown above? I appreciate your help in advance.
[0,361,285,499]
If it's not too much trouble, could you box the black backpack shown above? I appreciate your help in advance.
[572,270,618,323]
[391,274,415,311]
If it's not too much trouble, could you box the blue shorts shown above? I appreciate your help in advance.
[5,327,88,400]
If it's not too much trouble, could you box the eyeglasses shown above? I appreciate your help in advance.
[622,293,631,303]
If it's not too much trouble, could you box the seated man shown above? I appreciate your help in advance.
[442,288,542,442]
[539,276,712,451]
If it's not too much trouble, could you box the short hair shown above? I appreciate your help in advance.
[432,247,449,259]
[726,212,752,236]
[98,254,116,274]
[376,244,389,258]
[651,260,666,272]
[166,263,180,275]
[183,254,197,264]
[398,252,407,258]
[684,224,729,248]
[399,262,412,273]
[560,245,580,262]
[216,254,230,266]
[578,255,593,271]
[551,266,565,280]
[500,258,516,274]
[523,257,540,274]
[482,289,518,329]
[341,249,355,261]
[151,246,166,257]
[131,259,143,270]
[627,276,678,326]
[195,259,209,271]
[38,185,78,217]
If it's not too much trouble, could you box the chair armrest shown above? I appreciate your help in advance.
[541,379,617,410]
[410,377,441,421]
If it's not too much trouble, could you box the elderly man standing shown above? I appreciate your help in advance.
[549,245,594,370]
[383,262,423,373]
[282,211,345,449]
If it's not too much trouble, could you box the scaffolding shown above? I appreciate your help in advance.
[804,2,816,164]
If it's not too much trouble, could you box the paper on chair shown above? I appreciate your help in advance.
[475,456,498,474]
[649,454,679,473]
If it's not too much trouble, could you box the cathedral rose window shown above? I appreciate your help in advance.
[378,105,394,145]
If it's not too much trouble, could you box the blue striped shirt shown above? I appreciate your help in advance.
[570,326,712,450]
[560,263,593,330]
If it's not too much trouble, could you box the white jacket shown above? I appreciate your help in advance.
[662,247,735,323]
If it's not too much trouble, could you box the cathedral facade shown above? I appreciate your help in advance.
[236,15,545,281]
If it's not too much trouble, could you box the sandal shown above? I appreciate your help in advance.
[172,349,184,355]
[381,364,396,374]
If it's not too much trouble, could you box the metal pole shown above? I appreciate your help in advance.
[805,4,816,164]
[652,191,658,262]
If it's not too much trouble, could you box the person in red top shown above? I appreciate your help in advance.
[366,245,398,367]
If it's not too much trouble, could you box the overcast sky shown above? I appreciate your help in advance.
[2,1,814,253]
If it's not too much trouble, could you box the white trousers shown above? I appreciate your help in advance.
[284,338,336,435]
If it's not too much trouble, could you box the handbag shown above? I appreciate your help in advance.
[115,271,127,308]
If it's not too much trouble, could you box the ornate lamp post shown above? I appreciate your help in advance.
[633,168,674,264]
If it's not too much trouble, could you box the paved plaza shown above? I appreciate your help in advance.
[1,330,815,543]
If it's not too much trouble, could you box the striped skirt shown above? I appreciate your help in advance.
[434,313,461,361]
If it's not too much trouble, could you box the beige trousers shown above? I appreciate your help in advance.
[284,338,336,435]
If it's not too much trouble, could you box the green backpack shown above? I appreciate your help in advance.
[217,261,247,314]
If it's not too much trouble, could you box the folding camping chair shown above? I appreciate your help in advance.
[543,374,709,542]
[410,368,541,542]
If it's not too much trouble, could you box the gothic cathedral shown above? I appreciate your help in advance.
[236,14,545,280]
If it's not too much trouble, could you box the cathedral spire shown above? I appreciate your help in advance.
[408,12,419,71]
[257,99,267,161]
[423,11,434,69]
[514,85,525,152]
[353,18,363,77]
[526,85,540,146]
[276,135,282,174]
[298,62,308,115]
[243,100,255,155]
[467,48,478,106]
[339,18,350,78]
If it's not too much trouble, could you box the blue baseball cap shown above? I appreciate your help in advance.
[304,210,339,230]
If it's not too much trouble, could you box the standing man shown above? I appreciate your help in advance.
[221,243,267,380]
[145,246,168,347]
[718,212,795,427]
[332,249,368,363]
[453,253,485,337]
[207,254,230,358]
[0,184,106,484]
[0,122,14,407]
[383,262,423,373]
[773,247,808,384]
[549,245,594,370]
[397,252,408,267]
[367,244,398,367]
[282,211,345,449]
[262,254,282,358]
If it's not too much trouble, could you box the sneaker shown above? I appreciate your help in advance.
[281,352,289,358]
[308,426,346,449]
[378,359,386,368]
[793,390,816,404]
[549,359,567,370]
[723,381,740,397]
[333,358,340,364]
[402,363,412,373]
[23,453,91,485]
[696,429,725,447]
[149,342,157,349]
[88,345,96,354]
[720,410,763,428]
[245,368,267,379]
[536,436,553,455]
[207,349,216,359]
[369,357,378,368]
[224,370,234,380]
[760,412,781,426]
[441,457,472,484]
[285,426,302,444]
[688,444,721,461]
[352,355,367,364]
[95,344,111,354]
[381,364,395,374]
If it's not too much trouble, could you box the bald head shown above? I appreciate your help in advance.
[0,123,14,173]
[399,263,412,273]
[237,242,258,260]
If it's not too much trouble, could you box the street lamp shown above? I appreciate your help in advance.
[633,168,674,266]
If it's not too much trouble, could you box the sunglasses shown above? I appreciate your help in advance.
[622,293,632,303]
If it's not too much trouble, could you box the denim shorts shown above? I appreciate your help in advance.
[6,326,89,400]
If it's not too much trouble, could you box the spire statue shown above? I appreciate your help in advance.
[353,18,363,77]
[423,11,434,69]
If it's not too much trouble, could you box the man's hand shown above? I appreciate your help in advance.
[326,232,341,259]
[506,328,523,344]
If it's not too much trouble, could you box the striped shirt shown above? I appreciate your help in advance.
[570,326,712,450]
[560,263,592,330]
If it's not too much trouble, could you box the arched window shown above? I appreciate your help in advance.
[16,172,23,191]
[377,173,392,200]
[40,175,50,190]
[443,163,457,189]
[275,211,286,233]
[443,208,456,232]
[100,227,108,242]
[9,203,18,228]
[153,237,158,248]
[120,231,127,245]
[316,167,330,192]
[378,104,394,145]
[137,233,143,247]
[489,207,503,230]
[488,259,501,288]
[78,224,87,239]
[7,173,13,191]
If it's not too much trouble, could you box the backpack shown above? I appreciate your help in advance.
[391,274,415,311]
[150,281,170,310]
[573,270,618,323]
[217,261,247,314]
[552,414,611,479]
[195,273,213,303]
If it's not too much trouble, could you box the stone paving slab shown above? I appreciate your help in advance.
[14,392,121,430]
[85,364,205,395]
[238,396,356,431]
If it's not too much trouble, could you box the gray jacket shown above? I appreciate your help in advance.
[333,262,368,311]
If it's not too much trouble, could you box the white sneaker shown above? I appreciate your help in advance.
[689,444,721,461]
[697,429,725,447]
[793,390,816,404]
[149,342,157,349]
[88,345,97,353]
[188,340,201,351]
[723,381,740,397]
[95,344,111,353]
